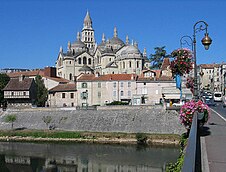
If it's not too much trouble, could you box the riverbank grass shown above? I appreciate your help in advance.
[0,130,180,146]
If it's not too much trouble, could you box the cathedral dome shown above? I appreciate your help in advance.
[110,37,124,46]
[71,32,87,51]
[120,45,142,59]
[121,45,141,55]
[72,40,86,49]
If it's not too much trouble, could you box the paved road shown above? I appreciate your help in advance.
[201,103,226,172]
[211,102,226,118]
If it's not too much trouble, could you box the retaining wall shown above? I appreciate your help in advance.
[0,106,185,135]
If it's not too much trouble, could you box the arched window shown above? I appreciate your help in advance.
[137,61,139,68]
[78,58,81,64]
[129,61,132,68]
[123,62,125,69]
[83,56,87,64]
[88,58,91,65]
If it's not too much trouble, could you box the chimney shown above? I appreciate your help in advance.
[19,75,25,82]
[44,67,56,77]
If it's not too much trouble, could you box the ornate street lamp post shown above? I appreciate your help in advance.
[193,21,212,101]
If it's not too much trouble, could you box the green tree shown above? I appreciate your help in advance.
[0,73,10,104]
[149,46,169,69]
[42,116,52,129]
[35,75,48,107]
[5,114,17,129]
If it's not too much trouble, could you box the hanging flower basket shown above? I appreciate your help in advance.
[170,48,193,77]
[179,100,210,128]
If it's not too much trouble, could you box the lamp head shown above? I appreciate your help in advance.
[201,33,212,50]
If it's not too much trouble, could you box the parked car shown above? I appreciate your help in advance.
[172,101,184,107]
[214,92,223,102]
[207,92,213,99]
[205,98,216,107]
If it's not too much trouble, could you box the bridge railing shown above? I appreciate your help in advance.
[182,111,201,172]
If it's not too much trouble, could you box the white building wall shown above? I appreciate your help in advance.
[136,81,176,105]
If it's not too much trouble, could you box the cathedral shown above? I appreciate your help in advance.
[56,11,150,81]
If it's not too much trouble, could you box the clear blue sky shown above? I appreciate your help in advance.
[1,0,226,69]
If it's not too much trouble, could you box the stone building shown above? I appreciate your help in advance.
[76,73,138,106]
[7,67,69,90]
[199,64,223,92]
[55,11,150,81]
[48,83,77,107]
[3,76,36,107]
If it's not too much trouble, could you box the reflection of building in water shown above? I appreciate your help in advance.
[44,157,164,172]
[44,158,78,172]
[4,155,33,172]
[4,155,164,172]
[78,161,163,172]
[0,141,175,172]
[5,155,31,165]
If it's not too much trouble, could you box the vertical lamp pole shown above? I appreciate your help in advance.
[193,21,212,101]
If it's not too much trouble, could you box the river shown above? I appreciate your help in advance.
[0,141,179,172]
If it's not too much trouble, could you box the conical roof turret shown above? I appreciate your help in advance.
[83,10,92,29]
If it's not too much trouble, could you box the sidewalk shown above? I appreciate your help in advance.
[201,109,226,172]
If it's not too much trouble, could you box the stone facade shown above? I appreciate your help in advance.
[76,74,137,106]
[55,11,150,81]
[48,83,77,107]
[199,63,225,92]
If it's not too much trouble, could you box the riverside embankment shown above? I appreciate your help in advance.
[0,105,185,144]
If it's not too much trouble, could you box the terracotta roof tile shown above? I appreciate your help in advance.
[45,76,69,83]
[77,74,95,81]
[137,77,155,81]
[93,74,138,81]
[49,83,76,92]
[3,78,34,91]
[77,74,138,81]
[7,70,44,78]
[199,64,219,69]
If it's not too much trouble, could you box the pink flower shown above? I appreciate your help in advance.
[179,99,210,128]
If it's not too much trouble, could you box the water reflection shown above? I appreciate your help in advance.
[0,142,179,172]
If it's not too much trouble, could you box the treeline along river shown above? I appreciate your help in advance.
[0,141,179,172]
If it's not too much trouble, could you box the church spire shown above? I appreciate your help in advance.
[77,32,81,41]
[83,10,92,29]
[81,11,95,50]
[67,41,71,52]
[126,35,129,45]
[143,48,147,57]
[102,33,105,43]
[134,41,138,48]
[59,46,63,53]
[114,27,118,38]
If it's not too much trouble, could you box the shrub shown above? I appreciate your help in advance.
[136,133,147,145]
[106,101,129,105]
[5,114,17,129]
